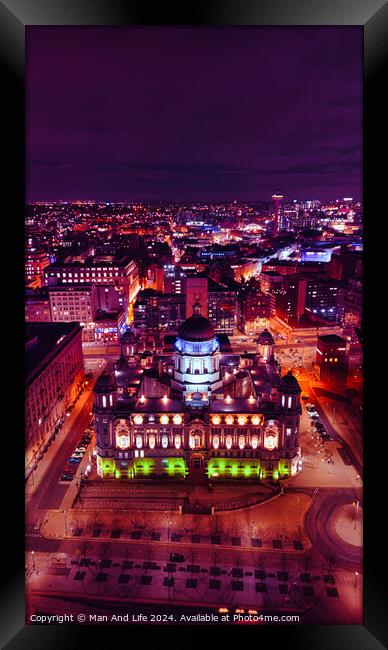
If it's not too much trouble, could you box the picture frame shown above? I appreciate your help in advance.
[2,0,386,647]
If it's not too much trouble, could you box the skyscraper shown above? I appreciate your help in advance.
[272,190,284,237]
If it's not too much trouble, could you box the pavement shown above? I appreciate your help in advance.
[40,491,312,552]
[333,503,363,548]
[25,542,362,624]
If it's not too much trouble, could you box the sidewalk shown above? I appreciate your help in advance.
[334,504,363,548]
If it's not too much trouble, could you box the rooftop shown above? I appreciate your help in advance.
[25,322,82,387]
[318,334,347,344]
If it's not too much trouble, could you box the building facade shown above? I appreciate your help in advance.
[25,323,85,476]
[316,334,349,384]
[94,305,302,481]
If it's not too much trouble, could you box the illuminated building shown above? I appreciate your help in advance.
[272,191,283,237]
[208,278,241,334]
[94,309,126,343]
[186,276,209,318]
[44,254,139,310]
[25,288,51,322]
[25,323,85,477]
[133,290,185,334]
[272,274,343,326]
[94,303,302,481]
[316,334,349,384]
[25,247,50,287]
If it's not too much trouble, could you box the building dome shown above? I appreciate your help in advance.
[114,356,132,389]
[178,302,215,342]
[279,370,301,394]
[94,370,116,393]
[257,328,275,346]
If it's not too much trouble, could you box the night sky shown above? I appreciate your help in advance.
[26,27,362,203]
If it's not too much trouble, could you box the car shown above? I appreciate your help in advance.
[68,456,82,464]
[72,451,84,458]
[60,473,73,481]
[306,403,316,410]
[169,553,185,563]
[63,464,77,474]
[75,447,87,453]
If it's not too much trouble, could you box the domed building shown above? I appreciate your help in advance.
[172,302,222,406]
[94,311,302,482]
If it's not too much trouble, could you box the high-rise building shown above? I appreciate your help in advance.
[272,191,284,237]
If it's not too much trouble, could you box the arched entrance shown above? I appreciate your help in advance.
[190,452,205,473]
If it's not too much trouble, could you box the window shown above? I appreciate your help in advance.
[102,395,107,408]
[287,396,292,409]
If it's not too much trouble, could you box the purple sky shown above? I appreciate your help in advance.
[26,27,362,203]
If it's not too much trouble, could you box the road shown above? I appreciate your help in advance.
[304,488,362,570]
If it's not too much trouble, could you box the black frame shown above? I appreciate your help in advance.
[2,0,387,647]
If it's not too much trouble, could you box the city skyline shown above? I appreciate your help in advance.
[26,27,362,203]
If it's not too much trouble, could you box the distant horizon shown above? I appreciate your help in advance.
[26,194,361,206]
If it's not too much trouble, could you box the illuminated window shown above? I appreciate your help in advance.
[134,414,143,425]
[161,435,168,448]
[213,435,220,449]
[225,435,233,450]
[225,415,234,425]
[174,435,181,449]
[160,415,169,425]
[148,434,156,449]
[281,395,285,407]
[238,435,245,450]
[287,396,292,408]
[286,427,292,436]
[173,414,182,425]
[102,395,107,408]
[212,415,221,425]
[251,415,260,426]
[238,416,247,426]
[135,435,142,449]
[251,435,258,449]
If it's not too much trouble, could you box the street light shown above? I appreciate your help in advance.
[353,499,360,530]
[62,510,68,537]
[354,571,358,588]
[250,521,255,546]
[31,551,35,571]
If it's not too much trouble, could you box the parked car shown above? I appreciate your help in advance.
[169,553,185,563]
[60,473,73,481]
[63,464,77,474]
[75,447,87,453]
[68,456,82,464]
